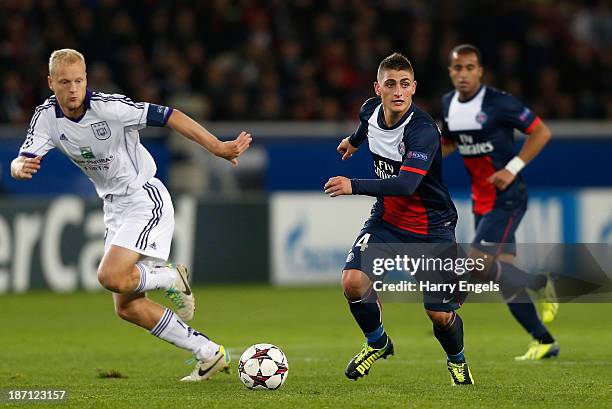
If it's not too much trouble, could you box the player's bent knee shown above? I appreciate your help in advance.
[97,269,131,293]
[342,269,371,301]
[425,309,453,327]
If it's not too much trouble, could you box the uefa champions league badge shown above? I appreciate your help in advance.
[21,135,34,150]
[398,141,406,156]
[475,111,488,124]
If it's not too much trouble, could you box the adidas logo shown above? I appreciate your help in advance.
[149,242,157,250]
[60,134,67,140]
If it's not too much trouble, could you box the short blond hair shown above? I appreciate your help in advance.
[49,49,86,75]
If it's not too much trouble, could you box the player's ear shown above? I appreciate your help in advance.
[374,82,381,96]
[47,75,53,91]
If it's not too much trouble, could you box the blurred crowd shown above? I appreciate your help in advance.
[1,0,611,124]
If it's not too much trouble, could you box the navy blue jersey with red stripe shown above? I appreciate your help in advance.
[441,85,539,215]
[348,97,457,236]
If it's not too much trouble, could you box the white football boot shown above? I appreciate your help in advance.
[181,345,231,382]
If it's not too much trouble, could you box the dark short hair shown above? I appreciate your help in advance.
[449,44,482,66]
[378,52,414,79]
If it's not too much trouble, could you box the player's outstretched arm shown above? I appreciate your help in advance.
[166,109,252,166]
[10,155,42,180]
[325,170,424,198]
[337,137,359,160]
[487,119,551,190]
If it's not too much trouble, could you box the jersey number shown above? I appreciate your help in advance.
[355,233,371,252]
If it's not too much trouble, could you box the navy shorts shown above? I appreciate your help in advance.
[473,204,527,256]
[344,218,467,312]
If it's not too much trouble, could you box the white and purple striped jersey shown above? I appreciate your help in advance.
[19,90,173,198]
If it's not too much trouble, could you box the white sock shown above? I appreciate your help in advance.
[150,308,219,361]
[134,263,177,293]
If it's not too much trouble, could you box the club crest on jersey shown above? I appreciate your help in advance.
[475,111,488,124]
[91,121,111,140]
[398,141,406,156]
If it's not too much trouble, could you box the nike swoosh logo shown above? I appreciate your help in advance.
[442,297,453,303]
[198,354,224,377]
[178,268,192,296]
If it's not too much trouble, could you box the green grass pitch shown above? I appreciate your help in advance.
[1,286,611,408]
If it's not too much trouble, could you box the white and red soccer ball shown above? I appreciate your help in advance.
[238,343,289,390]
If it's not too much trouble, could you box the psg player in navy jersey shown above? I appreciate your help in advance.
[325,53,474,385]
[441,44,559,360]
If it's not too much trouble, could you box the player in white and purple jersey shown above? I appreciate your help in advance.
[441,44,559,360]
[11,49,252,381]
[325,53,474,385]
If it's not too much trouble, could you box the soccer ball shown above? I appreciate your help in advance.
[238,343,289,390]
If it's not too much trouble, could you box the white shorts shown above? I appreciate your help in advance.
[103,177,174,262]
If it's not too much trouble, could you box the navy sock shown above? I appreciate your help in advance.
[502,287,555,344]
[347,288,388,349]
[488,260,546,291]
[433,312,465,363]
[506,301,555,343]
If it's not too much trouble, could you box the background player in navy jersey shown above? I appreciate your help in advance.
[441,44,559,360]
[325,53,474,385]
[11,49,252,381]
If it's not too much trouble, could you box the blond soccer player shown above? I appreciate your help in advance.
[11,49,252,381]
